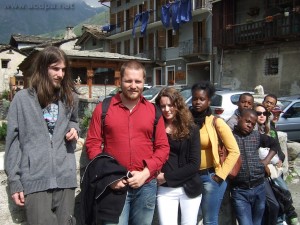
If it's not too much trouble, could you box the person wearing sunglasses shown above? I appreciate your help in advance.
[255,104,300,225]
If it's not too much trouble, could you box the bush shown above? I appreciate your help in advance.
[1,90,10,100]
[0,99,10,120]
[80,108,93,137]
[0,122,7,141]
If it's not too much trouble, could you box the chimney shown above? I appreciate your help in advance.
[64,26,76,39]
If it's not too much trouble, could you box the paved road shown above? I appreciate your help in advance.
[288,181,300,217]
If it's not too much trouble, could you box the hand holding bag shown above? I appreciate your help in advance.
[213,117,241,179]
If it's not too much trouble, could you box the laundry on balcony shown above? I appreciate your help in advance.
[161,0,192,31]
[180,0,192,23]
[132,10,150,37]
[102,24,116,32]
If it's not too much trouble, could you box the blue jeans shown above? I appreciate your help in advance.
[102,179,157,225]
[273,176,288,190]
[232,183,266,225]
[200,172,227,225]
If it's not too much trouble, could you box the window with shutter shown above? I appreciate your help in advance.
[111,43,116,53]
[148,33,154,59]
[167,29,179,48]
[126,9,130,30]
[124,39,131,55]
[1,59,10,69]
[139,37,144,53]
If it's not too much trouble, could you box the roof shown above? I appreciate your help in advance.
[19,47,151,78]
[9,34,59,45]
[0,44,11,52]
[76,25,107,46]
[15,38,78,56]
[53,48,151,61]
[0,44,27,55]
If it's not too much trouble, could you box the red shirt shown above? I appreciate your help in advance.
[85,93,170,179]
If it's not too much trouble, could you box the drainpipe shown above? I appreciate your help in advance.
[219,49,224,88]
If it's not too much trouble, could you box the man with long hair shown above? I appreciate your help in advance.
[5,46,79,225]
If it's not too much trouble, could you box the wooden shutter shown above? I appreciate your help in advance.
[148,32,154,50]
[110,13,116,26]
[157,28,166,48]
[149,0,154,22]
[173,31,179,47]
[117,11,124,32]
[201,20,206,52]
[143,1,148,11]
[124,39,130,55]
[129,6,137,30]
[134,39,138,55]
[193,21,199,53]
[111,42,116,53]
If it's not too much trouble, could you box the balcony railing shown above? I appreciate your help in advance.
[107,0,211,36]
[130,47,166,61]
[194,0,211,10]
[179,38,211,57]
[222,12,300,47]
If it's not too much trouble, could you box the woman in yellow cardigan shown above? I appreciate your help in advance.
[190,81,240,225]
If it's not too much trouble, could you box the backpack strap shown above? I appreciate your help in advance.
[101,97,112,139]
[152,103,162,142]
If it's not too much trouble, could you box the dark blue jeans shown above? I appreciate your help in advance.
[232,183,266,225]
[102,179,157,225]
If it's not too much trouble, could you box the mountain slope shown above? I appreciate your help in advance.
[41,9,109,38]
[0,0,105,43]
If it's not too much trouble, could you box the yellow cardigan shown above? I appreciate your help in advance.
[203,115,240,180]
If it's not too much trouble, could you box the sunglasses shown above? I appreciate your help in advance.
[256,111,267,116]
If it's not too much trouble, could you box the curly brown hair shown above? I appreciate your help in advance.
[155,87,195,140]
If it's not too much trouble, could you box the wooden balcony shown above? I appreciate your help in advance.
[221,12,300,48]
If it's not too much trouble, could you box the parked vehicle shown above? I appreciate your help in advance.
[143,85,185,103]
[182,89,253,121]
[275,95,300,141]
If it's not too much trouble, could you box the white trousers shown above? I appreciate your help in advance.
[157,186,202,225]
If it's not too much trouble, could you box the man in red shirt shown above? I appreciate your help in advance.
[85,60,169,225]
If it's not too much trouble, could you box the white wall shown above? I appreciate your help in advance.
[0,50,26,93]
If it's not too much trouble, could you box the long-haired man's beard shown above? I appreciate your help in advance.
[52,79,63,90]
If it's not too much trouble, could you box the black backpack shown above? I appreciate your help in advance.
[101,97,162,142]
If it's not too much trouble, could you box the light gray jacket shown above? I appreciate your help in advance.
[5,89,79,195]
[226,109,240,130]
